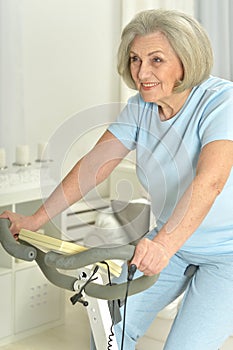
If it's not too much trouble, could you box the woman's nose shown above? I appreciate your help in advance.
[138,61,152,81]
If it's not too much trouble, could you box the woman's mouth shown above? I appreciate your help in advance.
[141,82,159,90]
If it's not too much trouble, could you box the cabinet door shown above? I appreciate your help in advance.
[14,266,63,334]
[0,273,12,339]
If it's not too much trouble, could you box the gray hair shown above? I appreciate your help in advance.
[117,9,213,93]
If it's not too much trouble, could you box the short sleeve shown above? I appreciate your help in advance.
[198,87,233,147]
[108,94,141,150]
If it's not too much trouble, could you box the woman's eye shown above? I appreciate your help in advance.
[153,57,162,63]
[130,56,140,63]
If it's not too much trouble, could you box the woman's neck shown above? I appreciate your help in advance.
[158,89,192,121]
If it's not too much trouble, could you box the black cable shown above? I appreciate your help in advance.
[107,309,115,349]
[120,264,137,350]
[99,262,137,350]
[70,265,99,306]
[101,261,112,286]
[120,279,130,350]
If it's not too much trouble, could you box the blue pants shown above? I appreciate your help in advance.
[109,250,233,350]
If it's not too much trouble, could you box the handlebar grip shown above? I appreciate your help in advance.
[36,248,77,291]
[44,245,135,270]
[84,273,159,300]
[44,244,159,300]
[0,219,37,261]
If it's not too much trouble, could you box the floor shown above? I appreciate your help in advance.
[1,291,233,350]
[0,291,90,350]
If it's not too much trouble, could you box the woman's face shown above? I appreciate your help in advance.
[129,32,184,104]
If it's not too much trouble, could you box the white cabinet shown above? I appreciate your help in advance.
[0,188,65,346]
[14,266,62,334]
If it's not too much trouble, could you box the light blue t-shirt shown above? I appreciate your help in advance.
[108,76,233,254]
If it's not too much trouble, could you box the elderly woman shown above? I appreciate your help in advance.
[1,9,233,350]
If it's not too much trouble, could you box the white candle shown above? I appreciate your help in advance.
[37,142,49,161]
[16,145,30,165]
[0,148,6,168]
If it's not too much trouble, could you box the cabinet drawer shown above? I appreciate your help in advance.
[66,224,95,242]
[66,210,97,228]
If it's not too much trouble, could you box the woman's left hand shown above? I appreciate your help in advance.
[130,238,170,276]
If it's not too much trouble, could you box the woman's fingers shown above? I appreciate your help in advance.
[131,238,170,275]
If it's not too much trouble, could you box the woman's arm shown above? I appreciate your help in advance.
[131,140,233,275]
[0,130,130,235]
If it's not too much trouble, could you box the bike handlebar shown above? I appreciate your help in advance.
[0,219,37,261]
[0,218,159,300]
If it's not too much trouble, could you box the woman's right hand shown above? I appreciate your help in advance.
[0,211,39,239]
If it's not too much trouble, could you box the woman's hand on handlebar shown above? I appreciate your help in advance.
[130,238,170,276]
[0,211,39,239]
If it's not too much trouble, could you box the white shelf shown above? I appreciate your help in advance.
[68,196,110,213]
[0,186,55,207]
[14,259,37,271]
[0,266,11,275]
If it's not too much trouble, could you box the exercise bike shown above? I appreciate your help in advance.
[0,204,159,349]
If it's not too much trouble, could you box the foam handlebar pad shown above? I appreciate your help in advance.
[0,219,37,261]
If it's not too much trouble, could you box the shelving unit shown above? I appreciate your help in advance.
[61,197,110,244]
[0,188,65,346]
[60,161,145,246]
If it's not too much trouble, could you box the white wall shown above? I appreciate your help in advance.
[20,0,122,162]
[2,0,230,167]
